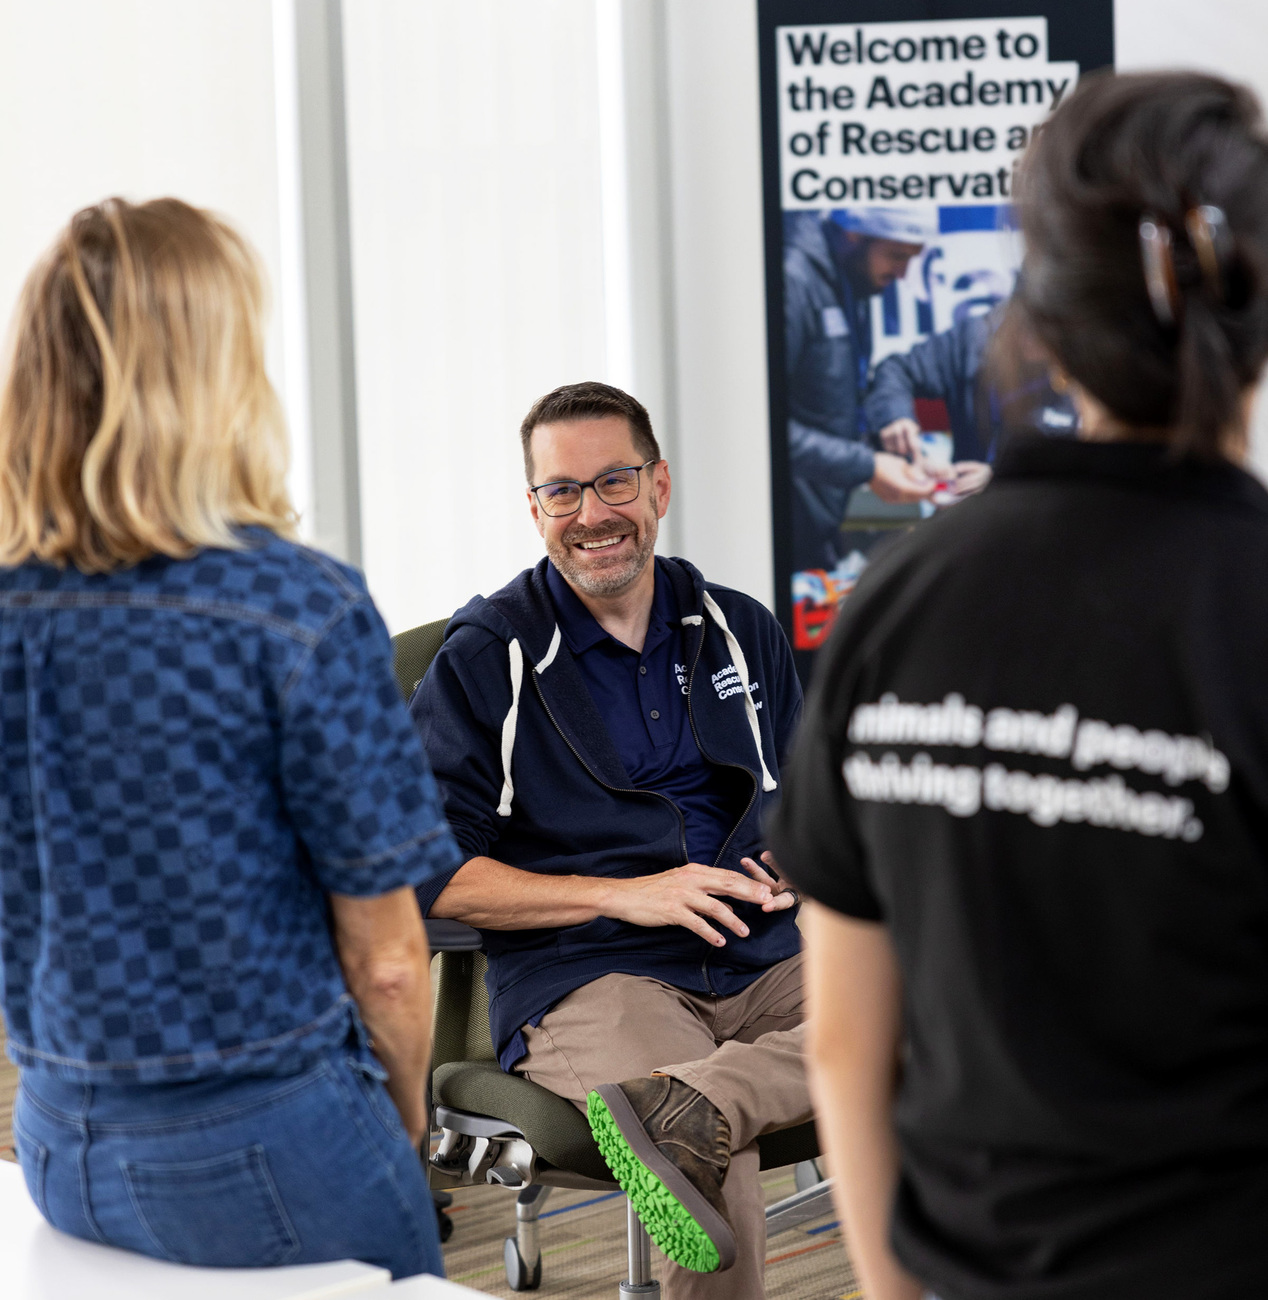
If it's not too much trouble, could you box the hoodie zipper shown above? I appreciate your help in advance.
[530,675,690,865]
[683,613,760,998]
[529,606,762,1001]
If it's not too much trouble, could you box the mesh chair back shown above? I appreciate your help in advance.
[390,616,450,701]
[390,617,493,1067]
[431,950,497,1068]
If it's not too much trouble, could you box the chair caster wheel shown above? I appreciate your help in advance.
[504,1236,542,1291]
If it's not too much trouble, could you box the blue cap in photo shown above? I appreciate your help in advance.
[830,207,939,243]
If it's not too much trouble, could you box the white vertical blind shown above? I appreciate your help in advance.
[272,0,316,535]
[0,0,290,490]
[341,0,609,634]
[662,0,775,609]
[595,0,636,397]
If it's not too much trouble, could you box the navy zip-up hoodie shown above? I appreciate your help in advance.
[412,556,803,1069]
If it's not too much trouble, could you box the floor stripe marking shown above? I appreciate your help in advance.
[765,1236,839,1265]
[543,1236,597,1257]
[540,1190,625,1219]
[450,1261,507,1282]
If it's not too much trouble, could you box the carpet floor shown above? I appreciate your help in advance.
[439,1168,858,1299]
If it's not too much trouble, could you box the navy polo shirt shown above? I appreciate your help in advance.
[545,560,739,864]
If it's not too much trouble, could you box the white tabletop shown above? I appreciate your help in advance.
[0,1159,478,1298]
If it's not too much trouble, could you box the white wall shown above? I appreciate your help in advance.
[0,0,299,510]
[663,0,774,610]
[342,0,610,634]
[1115,0,1268,476]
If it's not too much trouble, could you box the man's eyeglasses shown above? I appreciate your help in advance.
[530,461,657,517]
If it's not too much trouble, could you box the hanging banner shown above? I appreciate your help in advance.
[758,1,1113,680]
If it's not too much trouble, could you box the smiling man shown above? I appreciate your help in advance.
[411,382,812,1299]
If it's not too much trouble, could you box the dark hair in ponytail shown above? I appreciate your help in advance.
[1016,70,1268,458]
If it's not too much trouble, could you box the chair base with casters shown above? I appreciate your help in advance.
[427,951,834,1296]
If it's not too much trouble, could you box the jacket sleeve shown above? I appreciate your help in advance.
[408,628,512,915]
[752,602,804,852]
[784,248,876,492]
[279,599,462,897]
[863,326,964,433]
[783,245,814,384]
[788,418,877,491]
[864,315,990,435]
[768,613,804,774]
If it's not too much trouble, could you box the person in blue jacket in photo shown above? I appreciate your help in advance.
[783,208,937,570]
[864,304,1080,497]
[412,382,811,1300]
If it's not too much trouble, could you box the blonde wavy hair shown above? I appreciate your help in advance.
[0,197,296,571]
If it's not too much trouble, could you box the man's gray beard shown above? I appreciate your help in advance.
[547,518,658,597]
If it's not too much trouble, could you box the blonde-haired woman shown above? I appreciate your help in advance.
[0,198,458,1278]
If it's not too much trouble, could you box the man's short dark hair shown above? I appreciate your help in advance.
[520,381,660,482]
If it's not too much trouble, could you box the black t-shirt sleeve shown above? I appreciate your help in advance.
[768,673,883,922]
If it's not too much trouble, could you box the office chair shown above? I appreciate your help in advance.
[391,618,834,1296]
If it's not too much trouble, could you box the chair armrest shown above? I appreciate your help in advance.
[425,919,483,951]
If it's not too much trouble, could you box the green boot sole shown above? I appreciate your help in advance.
[587,1088,729,1274]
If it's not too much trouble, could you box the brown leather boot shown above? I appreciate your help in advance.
[588,1075,736,1272]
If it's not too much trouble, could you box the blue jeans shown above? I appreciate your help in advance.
[12,1043,443,1280]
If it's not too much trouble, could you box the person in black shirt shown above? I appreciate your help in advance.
[770,71,1268,1300]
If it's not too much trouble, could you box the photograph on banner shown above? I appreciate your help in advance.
[765,10,1105,660]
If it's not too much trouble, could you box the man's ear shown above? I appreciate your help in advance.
[528,488,546,537]
[653,461,672,520]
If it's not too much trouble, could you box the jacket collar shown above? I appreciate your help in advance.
[465,556,706,795]
[545,559,682,658]
[470,554,708,657]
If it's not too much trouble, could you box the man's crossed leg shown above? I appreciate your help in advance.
[517,955,811,1300]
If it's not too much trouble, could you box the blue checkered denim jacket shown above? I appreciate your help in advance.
[1,529,461,1083]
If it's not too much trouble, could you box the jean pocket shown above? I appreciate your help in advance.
[11,1120,49,1219]
[346,1055,408,1145]
[123,1144,300,1267]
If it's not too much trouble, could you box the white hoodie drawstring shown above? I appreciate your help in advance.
[700,592,777,792]
[496,639,524,817]
[497,626,562,817]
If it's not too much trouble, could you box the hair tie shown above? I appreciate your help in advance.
[1185,204,1231,301]
[1139,215,1179,326]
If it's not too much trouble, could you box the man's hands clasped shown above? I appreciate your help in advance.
[603,852,798,949]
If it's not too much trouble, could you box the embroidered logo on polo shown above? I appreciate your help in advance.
[842,693,1228,842]
[710,663,763,710]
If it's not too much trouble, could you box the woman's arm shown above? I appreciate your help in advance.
[803,901,924,1300]
[330,886,433,1147]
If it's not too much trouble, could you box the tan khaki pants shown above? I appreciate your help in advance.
[516,955,811,1300]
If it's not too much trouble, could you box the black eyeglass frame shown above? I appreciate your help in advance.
[528,459,658,517]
